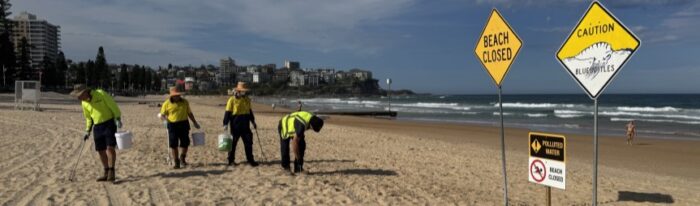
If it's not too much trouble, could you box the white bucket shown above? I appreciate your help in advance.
[191,132,205,146]
[115,131,133,150]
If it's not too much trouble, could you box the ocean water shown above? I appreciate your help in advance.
[259,94,700,140]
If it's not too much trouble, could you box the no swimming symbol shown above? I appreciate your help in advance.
[530,159,546,183]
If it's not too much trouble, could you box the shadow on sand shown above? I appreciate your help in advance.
[307,169,398,176]
[617,191,674,204]
[157,169,228,178]
[258,159,355,166]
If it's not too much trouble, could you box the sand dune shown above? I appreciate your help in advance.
[0,94,698,205]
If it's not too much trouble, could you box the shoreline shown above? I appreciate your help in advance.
[250,101,700,179]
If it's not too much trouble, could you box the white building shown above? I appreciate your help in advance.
[11,12,60,68]
[304,72,320,87]
[288,70,305,87]
[252,72,271,84]
[284,60,300,69]
[349,69,372,81]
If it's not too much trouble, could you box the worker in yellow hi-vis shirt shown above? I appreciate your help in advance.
[70,84,122,183]
[160,87,200,169]
[223,82,259,167]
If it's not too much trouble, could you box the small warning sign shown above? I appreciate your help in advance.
[530,132,566,162]
[528,132,566,190]
[474,9,522,86]
[556,1,640,99]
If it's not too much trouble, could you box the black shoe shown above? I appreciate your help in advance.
[174,160,181,169]
[249,161,259,167]
[180,155,188,167]
[106,168,116,182]
[96,168,109,182]
[227,159,235,166]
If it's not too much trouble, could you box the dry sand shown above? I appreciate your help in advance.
[0,93,698,205]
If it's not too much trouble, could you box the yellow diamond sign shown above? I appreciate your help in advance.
[557,1,640,99]
[531,139,542,154]
[474,9,522,87]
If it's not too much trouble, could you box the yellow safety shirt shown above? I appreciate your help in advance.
[160,98,192,123]
[82,89,121,131]
[280,111,313,139]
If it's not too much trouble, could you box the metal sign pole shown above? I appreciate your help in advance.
[546,186,551,206]
[592,98,599,206]
[498,85,508,205]
[388,80,392,112]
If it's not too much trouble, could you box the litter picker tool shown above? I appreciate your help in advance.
[68,137,88,182]
[254,128,267,162]
[157,113,172,166]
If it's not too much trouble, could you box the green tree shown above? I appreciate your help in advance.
[0,0,12,32]
[144,68,152,91]
[95,46,108,88]
[152,71,161,92]
[69,63,84,85]
[85,60,96,86]
[0,32,14,86]
[118,64,128,91]
[40,56,56,87]
[16,37,32,80]
[55,51,68,88]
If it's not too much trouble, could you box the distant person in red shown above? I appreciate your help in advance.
[626,120,636,145]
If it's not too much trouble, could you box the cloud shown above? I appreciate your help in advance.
[12,0,417,66]
[217,0,416,53]
[474,0,692,9]
[634,1,700,44]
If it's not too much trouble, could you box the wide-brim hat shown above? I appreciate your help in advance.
[169,86,184,97]
[69,84,89,97]
[234,81,249,92]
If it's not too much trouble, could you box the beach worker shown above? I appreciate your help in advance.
[160,87,201,169]
[70,84,123,182]
[223,82,259,167]
[277,111,324,173]
[626,120,636,145]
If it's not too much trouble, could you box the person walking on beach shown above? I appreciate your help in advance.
[70,84,122,182]
[278,111,324,174]
[223,82,259,167]
[159,87,201,169]
[626,120,636,145]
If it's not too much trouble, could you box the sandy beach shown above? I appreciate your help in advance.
[0,93,698,205]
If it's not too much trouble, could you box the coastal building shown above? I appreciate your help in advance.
[184,77,195,91]
[246,65,259,73]
[252,72,271,84]
[284,60,300,70]
[219,57,236,86]
[317,68,336,84]
[236,72,253,83]
[11,11,60,68]
[273,68,290,82]
[288,69,305,87]
[304,71,320,87]
[349,69,372,81]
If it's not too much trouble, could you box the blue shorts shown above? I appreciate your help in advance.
[93,119,117,151]
[167,120,190,148]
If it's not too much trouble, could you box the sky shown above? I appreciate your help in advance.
[11,0,700,94]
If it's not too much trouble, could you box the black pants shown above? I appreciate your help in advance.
[280,136,306,170]
[167,120,190,148]
[93,119,117,151]
[278,120,306,171]
[227,130,255,163]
